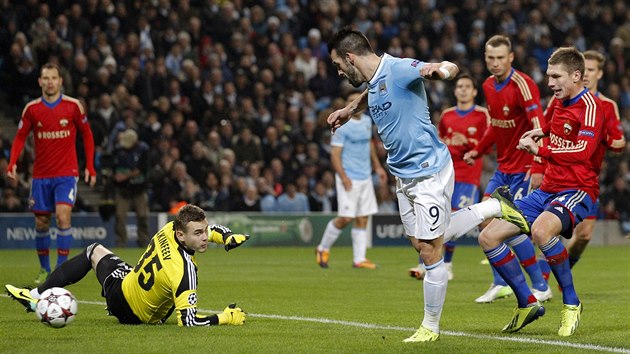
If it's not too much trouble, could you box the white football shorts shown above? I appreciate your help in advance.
[396,160,454,240]
[335,175,378,218]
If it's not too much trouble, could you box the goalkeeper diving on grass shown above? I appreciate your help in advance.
[6,204,249,326]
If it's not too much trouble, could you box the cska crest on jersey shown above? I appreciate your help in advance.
[563,121,572,135]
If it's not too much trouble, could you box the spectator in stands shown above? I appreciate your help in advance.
[91,93,120,149]
[309,181,333,212]
[257,176,278,213]
[261,126,284,165]
[112,129,150,248]
[184,141,211,185]
[232,127,263,166]
[0,187,25,212]
[601,176,630,234]
[232,184,261,212]
[309,60,339,107]
[276,183,310,213]
[195,170,229,212]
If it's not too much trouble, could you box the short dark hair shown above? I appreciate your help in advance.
[328,27,374,57]
[173,204,206,232]
[40,62,61,77]
[485,35,512,51]
[456,73,476,89]
[548,47,585,79]
[583,50,605,71]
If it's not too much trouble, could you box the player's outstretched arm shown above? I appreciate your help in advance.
[328,89,368,134]
[421,61,459,80]
[217,303,246,326]
[208,225,250,251]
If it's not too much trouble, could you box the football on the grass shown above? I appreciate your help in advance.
[35,287,78,328]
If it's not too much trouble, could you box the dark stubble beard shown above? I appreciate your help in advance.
[346,66,364,88]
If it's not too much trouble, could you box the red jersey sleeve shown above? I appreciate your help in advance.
[74,102,96,176]
[472,124,495,155]
[600,96,626,153]
[8,102,36,172]
[438,113,447,140]
[541,97,556,136]
[520,77,546,174]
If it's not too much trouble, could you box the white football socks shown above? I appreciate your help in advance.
[318,220,342,251]
[421,260,448,333]
[443,199,502,242]
[351,228,368,264]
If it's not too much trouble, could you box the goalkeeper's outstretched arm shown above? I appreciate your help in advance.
[177,304,245,326]
[208,224,250,251]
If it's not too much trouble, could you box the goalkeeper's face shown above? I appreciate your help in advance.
[177,220,210,253]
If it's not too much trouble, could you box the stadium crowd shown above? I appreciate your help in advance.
[0,0,629,229]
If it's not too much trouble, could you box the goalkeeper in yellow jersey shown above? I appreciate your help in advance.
[6,204,249,326]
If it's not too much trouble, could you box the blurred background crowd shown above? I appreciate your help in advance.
[0,0,629,227]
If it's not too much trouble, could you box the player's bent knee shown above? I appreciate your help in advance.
[575,229,593,242]
[544,205,573,239]
[478,220,509,249]
[86,242,101,259]
[334,217,352,229]
[419,246,442,266]
[87,243,113,267]
[574,221,594,241]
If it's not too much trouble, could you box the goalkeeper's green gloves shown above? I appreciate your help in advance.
[208,225,250,251]
[217,304,245,325]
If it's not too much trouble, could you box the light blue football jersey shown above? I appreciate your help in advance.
[331,113,373,180]
[367,54,450,178]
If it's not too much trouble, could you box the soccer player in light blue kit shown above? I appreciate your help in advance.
[327,28,459,342]
[316,91,387,269]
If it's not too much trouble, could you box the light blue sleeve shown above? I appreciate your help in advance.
[330,126,345,147]
[391,58,426,89]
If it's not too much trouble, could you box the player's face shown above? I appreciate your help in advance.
[38,68,63,99]
[178,220,210,253]
[331,50,364,88]
[547,63,581,100]
[454,78,477,104]
[485,45,513,81]
[582,59,603,92]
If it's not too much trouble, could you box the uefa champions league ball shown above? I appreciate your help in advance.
[35,287,78,328]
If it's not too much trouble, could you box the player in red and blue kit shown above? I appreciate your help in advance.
[7,63,96,284]
[563,50,626,269]
[537,50,626,279]
[480,47,605,336]
[409,74,488,281]
[439,75,489,278]
[464,35,550,303]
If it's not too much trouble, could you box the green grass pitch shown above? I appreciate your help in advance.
[1,245,628,353]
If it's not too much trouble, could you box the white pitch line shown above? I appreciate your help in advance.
[5,296,630,353]
[247,312,630,353]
